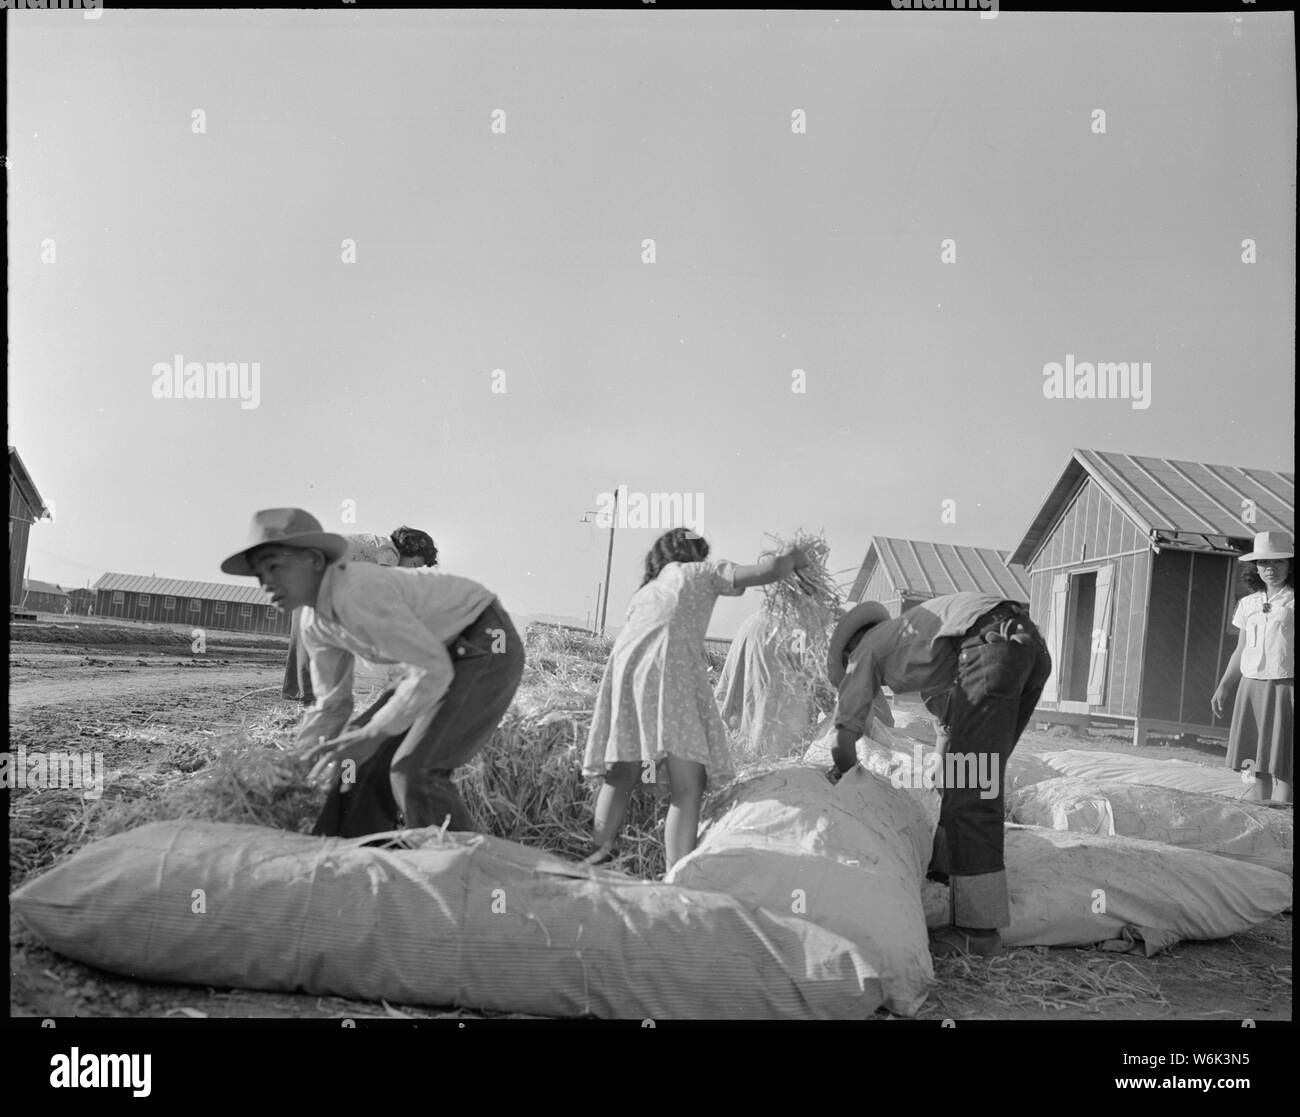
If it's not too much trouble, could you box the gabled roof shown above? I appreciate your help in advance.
[850,537,1028,603]
[23,579,68,597]
[8,446,49,520]
[94,572,274,606]
[1011,449,1295,566]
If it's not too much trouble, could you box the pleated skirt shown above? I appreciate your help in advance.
[1226,676,1293,784]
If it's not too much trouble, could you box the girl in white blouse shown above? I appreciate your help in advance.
[1213,532,1294,805]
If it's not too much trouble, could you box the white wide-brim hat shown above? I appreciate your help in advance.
[221,508,348,576]
[1238,531,1294,562]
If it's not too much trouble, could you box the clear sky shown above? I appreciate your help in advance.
[8,9,1295,637]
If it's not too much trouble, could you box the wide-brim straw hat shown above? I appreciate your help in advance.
[1237,531,1294,562]
[827,601,892,688]
[221,508,348,576]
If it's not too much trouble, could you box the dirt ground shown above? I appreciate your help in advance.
[7,616,1292,1022]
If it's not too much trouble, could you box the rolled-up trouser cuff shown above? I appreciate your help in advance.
[951,870,1010,930]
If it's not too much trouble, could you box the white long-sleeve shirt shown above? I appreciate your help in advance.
[343,533,401,566]
[296,561,496,746]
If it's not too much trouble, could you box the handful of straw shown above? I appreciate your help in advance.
[759,529,844,693]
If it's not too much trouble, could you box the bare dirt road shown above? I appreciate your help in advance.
[10,655,273,710]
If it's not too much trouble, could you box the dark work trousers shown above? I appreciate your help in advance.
[312,599,525,839]
[927,602,1052,930]
[283,607,315,704]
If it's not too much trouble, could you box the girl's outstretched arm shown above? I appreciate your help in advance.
[732,546,808,590]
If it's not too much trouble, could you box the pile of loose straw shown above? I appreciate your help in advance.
[8,735,322,890]
[457,623,667,878]
[759,529,844,694]
[10,624,676,887]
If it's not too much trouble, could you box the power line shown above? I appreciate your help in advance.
[23,547,106,576]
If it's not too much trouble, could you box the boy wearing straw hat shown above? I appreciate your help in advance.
[1212,531,1294,806]
[826,593,1051,958]
[222,508,524,837]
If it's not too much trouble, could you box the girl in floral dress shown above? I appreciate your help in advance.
[582,528,807,871]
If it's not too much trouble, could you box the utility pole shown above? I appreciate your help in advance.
[579,488,621,637]
[598,484,618,637]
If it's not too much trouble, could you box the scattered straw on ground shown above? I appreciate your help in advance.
[1153,939,1291,1012]
[8,733,323,891]
[915,947,1169,1019]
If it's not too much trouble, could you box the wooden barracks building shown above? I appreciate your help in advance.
[9,446,50,611]
[93,573,292,636]
[21,578,70,614]
[848,537,1028,617]
[1011,449,1294,747]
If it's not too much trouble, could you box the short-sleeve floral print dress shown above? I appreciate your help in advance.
[583,558,745,784]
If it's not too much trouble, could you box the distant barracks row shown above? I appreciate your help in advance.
[89,574,291,636]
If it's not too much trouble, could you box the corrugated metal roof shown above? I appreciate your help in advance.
[94,572,272,605]
[1083,449,1293,537]
[1012,449,1295,565]
[852,538,1028,602]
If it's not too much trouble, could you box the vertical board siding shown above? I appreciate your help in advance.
[10,477,36,607]
[10,519,32,606]
[861,563,894,609]
[1104,552,1136,717]
[1026,568,1057,708]
[1029,570,1048,632]
[1044,513,1058,568]
[1081,481,1094,559]
[1124,549,1150,718]
[1063,486,1078,566]
[1142,551,1192,721]
[1025,479,1150,719]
